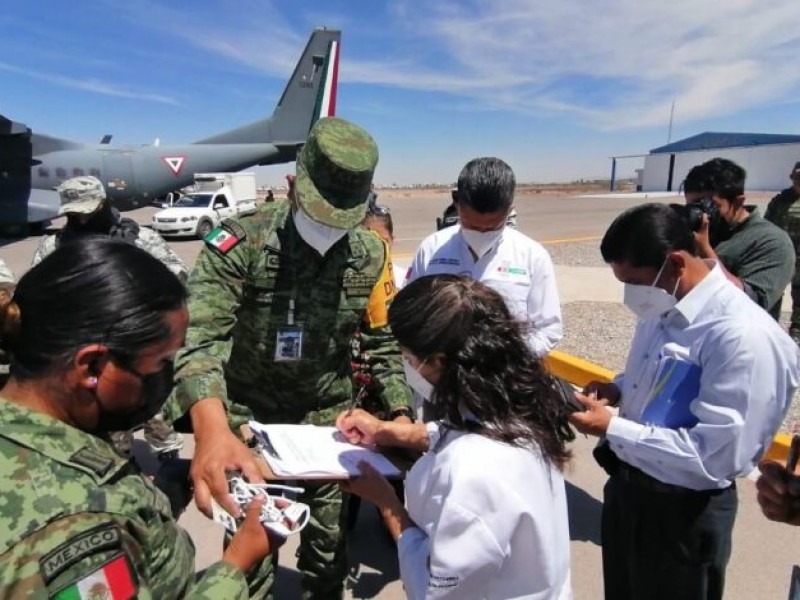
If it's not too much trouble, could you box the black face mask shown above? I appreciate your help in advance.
[65,204,117,235]
[94,361,175,434]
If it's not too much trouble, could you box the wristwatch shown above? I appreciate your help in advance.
[389,406,415,422]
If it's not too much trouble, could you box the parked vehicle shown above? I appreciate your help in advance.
[151,172,257,238]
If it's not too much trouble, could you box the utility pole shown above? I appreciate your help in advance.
[667,99,676,143]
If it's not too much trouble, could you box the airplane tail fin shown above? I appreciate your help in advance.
[197,28,341,146]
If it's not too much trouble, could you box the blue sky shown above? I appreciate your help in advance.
[2,0,800,186]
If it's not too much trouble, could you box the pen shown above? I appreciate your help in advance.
[254,429,283,461]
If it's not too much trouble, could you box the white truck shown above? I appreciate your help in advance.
[151,172,258,238]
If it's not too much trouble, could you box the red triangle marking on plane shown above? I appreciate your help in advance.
[162,155,187,176]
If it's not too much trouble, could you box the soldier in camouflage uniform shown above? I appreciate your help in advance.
[0,238,278,598]
[32,176,185,459]
[766,161,800,343]
[170,117,413,599]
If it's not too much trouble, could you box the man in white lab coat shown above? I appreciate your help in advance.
[406,157,562,357]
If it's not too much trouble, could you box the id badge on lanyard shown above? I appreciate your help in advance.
[275,296,304,362]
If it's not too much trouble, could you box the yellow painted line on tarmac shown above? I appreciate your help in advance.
[541,235,602,245]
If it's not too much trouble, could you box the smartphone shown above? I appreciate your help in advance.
[787,433,800,475]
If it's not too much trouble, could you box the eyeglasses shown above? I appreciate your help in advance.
[367,203,391,217]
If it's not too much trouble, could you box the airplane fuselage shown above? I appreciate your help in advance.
[31,142,295,208]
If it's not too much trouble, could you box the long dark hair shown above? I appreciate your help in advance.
[389,274,572,470]
[0,237,187,379]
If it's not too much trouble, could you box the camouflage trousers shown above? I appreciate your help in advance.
[790,285,800,345]
[108,411,184,457]
[236,480,350,600]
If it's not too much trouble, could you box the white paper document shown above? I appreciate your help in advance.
[248,421,403,479]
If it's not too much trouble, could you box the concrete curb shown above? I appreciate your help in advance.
[546,350,792,463]
[544,350,615,388]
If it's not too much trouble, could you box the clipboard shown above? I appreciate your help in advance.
[240,423,412,480]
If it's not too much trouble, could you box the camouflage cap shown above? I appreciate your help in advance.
[56,176,106,215]
[295,117,378,229]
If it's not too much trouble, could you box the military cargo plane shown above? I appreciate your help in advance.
[0,28,340,228]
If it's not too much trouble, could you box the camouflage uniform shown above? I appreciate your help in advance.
[171,118,411,599]
[33,226,187,283]
[765,173,800,342]
[0,398,249,598]
[32,176,185,457]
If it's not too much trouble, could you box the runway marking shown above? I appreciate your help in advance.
[392,234,602,260]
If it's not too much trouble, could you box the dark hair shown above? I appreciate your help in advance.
[701,157,746,201]
[388,275,572,470]
[364,203,393,237]
[682,163,713,195]
[600,203,696,269]
[0,237,187,379]
[456,157,515,213]
[362,212,394,237]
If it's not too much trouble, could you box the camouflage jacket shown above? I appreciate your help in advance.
[0,398,248,599]
[765,187,800,280]
[171,201,411,429]
[32,227,187,281]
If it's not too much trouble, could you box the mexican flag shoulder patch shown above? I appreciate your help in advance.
[53,554,137,600]
[205,225,243,254]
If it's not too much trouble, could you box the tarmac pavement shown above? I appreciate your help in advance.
[3,192,798,599]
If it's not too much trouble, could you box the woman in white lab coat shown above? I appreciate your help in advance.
[338,274,574,600]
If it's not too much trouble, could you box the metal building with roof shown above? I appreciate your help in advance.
[639,132,800,192]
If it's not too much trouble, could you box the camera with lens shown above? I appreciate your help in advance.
[686,197,719,232]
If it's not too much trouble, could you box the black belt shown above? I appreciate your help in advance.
[594,440,733,496]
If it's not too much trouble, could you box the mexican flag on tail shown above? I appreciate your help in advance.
[53,555,136,600]
[205,226,241,253]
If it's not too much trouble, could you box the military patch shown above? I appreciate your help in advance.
[221,219,247,240]
[51,552,137,600]
[343,272,376,297]
[40,524,122,585]
[205,226,242,254]
[266,253,281,269]
[69,448,114,477]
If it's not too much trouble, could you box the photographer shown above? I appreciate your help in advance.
[683,158,794,319]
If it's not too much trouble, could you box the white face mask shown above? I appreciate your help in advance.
[294,207,347,256]
[623,259,679,319]
[402,357,434,401]
[461,227,503,258]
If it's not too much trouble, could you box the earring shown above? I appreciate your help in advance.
[88,376,98,389]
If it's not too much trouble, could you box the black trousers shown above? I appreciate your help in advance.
[601,461,738,600]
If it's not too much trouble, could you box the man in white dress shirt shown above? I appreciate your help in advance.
[570,203,800,600]
[405,157,562,356]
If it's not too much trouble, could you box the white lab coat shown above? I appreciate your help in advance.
[397,423,572,600]
[406,226,562,356]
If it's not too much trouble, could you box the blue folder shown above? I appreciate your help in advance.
[641,358,701,429]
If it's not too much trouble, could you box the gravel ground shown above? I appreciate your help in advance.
[547,240,606,268]
[550,242,800,433]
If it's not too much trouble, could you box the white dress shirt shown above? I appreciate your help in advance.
[397,422,573,600]
[607,261,800,490]
[406,226,563,356]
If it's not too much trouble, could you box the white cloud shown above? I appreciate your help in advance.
[122,0,800,129]
[0,61,181,105]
